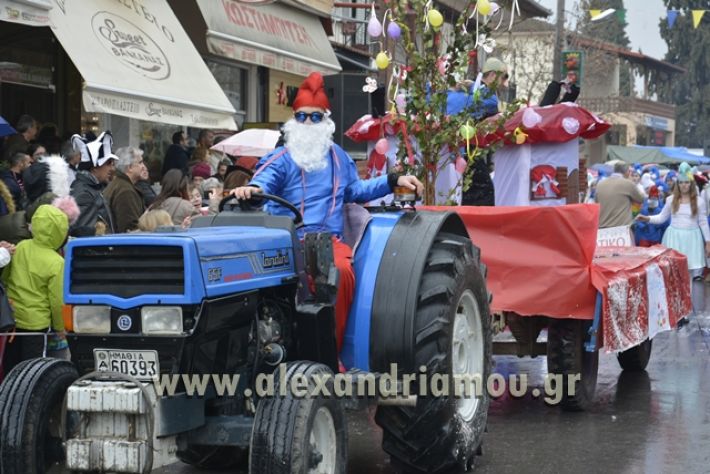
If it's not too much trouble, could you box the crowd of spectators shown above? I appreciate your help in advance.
[0,113,257,370]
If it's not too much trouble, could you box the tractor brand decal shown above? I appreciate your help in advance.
[224,272,253,282]
[117,314,132,331]
[262,250,290,269]
[207,267,223,282]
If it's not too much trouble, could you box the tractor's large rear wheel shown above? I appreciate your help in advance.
[0,357,78,474]
[375,232,492,473]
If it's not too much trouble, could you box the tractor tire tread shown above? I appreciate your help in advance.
[0,358,78,474]
[376,232,491,473]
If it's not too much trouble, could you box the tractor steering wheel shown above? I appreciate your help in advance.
[218,192,304,227]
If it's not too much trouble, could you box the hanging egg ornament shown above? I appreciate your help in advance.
[387,21,401,40]
[375,51,390,70]
[367,5,382,37]
[375,138,389,155]
[477,0,492,16]
[395,93,406,113]
[427,9,444,29]
[459,123,475,140]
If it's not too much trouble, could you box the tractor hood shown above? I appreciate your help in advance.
[63,226,296,309]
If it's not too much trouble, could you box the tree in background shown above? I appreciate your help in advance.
[575,0,632,96]
[658,0,709,148]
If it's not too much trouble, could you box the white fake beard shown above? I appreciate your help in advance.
[283,117,335,172]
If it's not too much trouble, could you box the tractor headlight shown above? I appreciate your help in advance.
[141,306,183,335]
[73,306,111,334]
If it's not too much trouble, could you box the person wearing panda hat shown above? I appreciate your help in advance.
[69,131,117,236]
[229,72,423,352]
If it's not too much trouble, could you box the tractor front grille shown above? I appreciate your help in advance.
[70,245,185,298]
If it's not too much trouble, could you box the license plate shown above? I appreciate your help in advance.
[93,349,159,380]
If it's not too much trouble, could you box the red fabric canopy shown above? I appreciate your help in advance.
[345,104,610,147]
[476,103,611,147]
[344,114,398,142]
[425,204,599,319]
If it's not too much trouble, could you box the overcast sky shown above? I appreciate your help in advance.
[536,0,668,60]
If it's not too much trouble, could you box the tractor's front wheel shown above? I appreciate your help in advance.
[249,361,347,474]
[375,233,492,473]
[0,357,78,474]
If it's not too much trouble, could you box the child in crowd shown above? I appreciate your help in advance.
[138,209,173,232]
[637,163,710,284]
[2,205,69,371]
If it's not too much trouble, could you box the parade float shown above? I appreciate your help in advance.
[347,98,692,411]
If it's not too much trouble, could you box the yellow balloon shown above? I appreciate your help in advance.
[427,9,444,28]
[375,52,390,70]
[478,0,492,16]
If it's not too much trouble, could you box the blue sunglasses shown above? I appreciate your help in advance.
[294,111,324,123]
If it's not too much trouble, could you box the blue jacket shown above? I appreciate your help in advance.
[250,145,391,237]
[446,85,499,119]
[635,199,668,244]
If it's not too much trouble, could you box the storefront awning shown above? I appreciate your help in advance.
[197,0,341,77]
[49,0,237,130]
[0,0,52,26]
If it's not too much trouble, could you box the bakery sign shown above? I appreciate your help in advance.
[92,11,170,80]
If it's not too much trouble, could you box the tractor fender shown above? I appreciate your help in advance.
[341,210,469,372]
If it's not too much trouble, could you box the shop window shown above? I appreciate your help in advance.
[139,121,182,183]
[206,60,247,129]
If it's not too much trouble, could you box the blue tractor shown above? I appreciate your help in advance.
[0,195,491,474]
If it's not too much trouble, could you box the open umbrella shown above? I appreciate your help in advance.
[0,116,16,137]
[210,129,280,157]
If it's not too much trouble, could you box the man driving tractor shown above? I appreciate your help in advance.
[230,72,423,350]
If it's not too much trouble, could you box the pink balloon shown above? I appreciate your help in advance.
[455,156,467,174]
[375,138,389,155]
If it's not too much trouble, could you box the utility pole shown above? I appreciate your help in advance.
[552,0,565,80]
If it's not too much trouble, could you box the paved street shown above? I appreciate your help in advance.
[158,285,710,474]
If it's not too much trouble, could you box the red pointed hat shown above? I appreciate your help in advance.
[292,72,330,111]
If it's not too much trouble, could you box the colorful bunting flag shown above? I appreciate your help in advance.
[691,10,706,29]
[667,10,678,29]
[590,9,601,19]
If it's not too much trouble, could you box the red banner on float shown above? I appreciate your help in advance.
[591,246,691,352]
[426,204,599,319]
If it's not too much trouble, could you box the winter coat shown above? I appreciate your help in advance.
[162,144,189,176]
[153,196,199,226]
[0,170,26,210]
[104,171,145,233]
[135,179,157,207]
[1,205,68,331]
[70,171,114,236]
